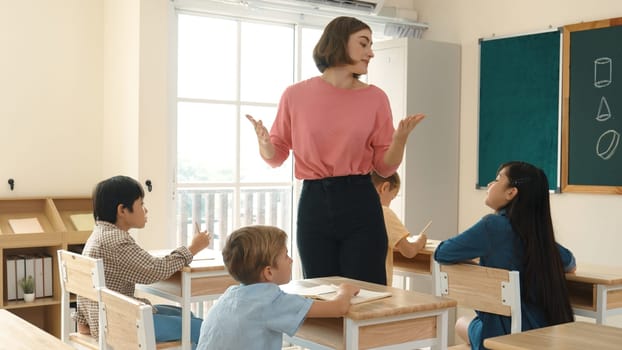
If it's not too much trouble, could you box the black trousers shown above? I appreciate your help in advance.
[297,174,388,285]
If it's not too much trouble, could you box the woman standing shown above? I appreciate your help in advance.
[247,16,425,285]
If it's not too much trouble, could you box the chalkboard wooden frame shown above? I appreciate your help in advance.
[478,30,561,191]
[561,17,622,194]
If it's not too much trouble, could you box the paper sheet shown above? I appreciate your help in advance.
[8,218,44,234]
[69,213,95,231]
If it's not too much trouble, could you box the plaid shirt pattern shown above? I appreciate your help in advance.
[75,221,193,337]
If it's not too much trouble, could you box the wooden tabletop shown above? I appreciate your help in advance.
[483,321,622,350]
[565,263,622,285]
[150,248,228,272]
[397,238,440,254]
[0,309,74,349]
[290,276,456,321]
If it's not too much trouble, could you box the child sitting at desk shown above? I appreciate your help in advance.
[434,161,576,350]
[197,225,359,350]
[75,175,211,348]
[371,171,427,286]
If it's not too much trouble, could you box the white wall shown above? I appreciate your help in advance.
[0,0,103,197]
[102,0,140,178]
[411,0,622,326]
[102,0,174,249]
[0,0,173,249]
[137,0,177,249]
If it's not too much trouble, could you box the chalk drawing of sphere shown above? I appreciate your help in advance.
[596,129,620,160]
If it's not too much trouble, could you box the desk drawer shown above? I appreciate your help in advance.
[567,281,622,311]
[393,252,432,274]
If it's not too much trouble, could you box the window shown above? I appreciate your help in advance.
[175,13,322,256]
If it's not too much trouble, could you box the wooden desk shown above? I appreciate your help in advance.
[136,252,237,350]
[395,240,622,325]
[483,321,622,350]
[392,239,440,293]
[283,276,457,350]
[565,263,622,324]
[0,309,74,349]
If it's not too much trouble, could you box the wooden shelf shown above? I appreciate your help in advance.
[52,197,93,232]
[4,296,58,309]
[1,196,91,338]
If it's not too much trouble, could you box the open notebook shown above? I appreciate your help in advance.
[281,283,391,305]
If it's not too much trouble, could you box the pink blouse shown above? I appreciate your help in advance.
[265,76,398,180]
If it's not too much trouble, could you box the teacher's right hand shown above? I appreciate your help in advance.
[246,114,271,145]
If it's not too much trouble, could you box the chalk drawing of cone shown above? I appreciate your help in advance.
[596,96,612,122]
[594,57,612,88]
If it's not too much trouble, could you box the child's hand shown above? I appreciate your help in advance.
[336,283,360,298]
[188,223,212,255]
[416,233,428,250]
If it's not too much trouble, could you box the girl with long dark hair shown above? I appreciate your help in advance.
[434,161,576,349]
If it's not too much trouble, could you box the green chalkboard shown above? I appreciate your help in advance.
[478,31,561,190]
[562,18,622,194]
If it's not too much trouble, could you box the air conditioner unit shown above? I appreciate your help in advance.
[261,0,386,15]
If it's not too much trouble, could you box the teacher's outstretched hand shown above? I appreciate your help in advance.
[394,113,426,142]
[245,114,275,159]
[384,113,426,167]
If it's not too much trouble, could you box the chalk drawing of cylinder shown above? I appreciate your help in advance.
[594,57,612,88]
[596,129,620,160]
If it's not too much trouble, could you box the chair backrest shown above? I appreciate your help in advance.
[57,249,105,348]
[99,287,157,350]
[434,261,522,333]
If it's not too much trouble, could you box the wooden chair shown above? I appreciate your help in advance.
[433,261,522,349]
[98,287,156,349]
[58,249,105,350]
[58,250,181,350]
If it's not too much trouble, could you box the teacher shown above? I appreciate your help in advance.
[246,16,424,285]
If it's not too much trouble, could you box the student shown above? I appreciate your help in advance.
[197,225,360,350]
[75,175,211,348]
[246,16,425,285]
[370,171,427,285]
[434,161,576,349]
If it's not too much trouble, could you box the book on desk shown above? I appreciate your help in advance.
[281,282,392,305]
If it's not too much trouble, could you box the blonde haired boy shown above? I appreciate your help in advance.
[197,225,359,350]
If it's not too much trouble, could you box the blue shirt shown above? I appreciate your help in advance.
[197,283,313,350]
[434,210,576,349]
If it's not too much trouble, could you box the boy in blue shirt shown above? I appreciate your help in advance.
[197,225,359,350]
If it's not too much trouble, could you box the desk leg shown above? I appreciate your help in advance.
[344,318,359,350]
[181,271,192,350]
[408,276,415,291]
[596,284,606,325]
[431,309,449,350]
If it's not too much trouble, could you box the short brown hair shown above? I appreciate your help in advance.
[370,171,400,192]
[222,225,287,285]
[313,16,371,74]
